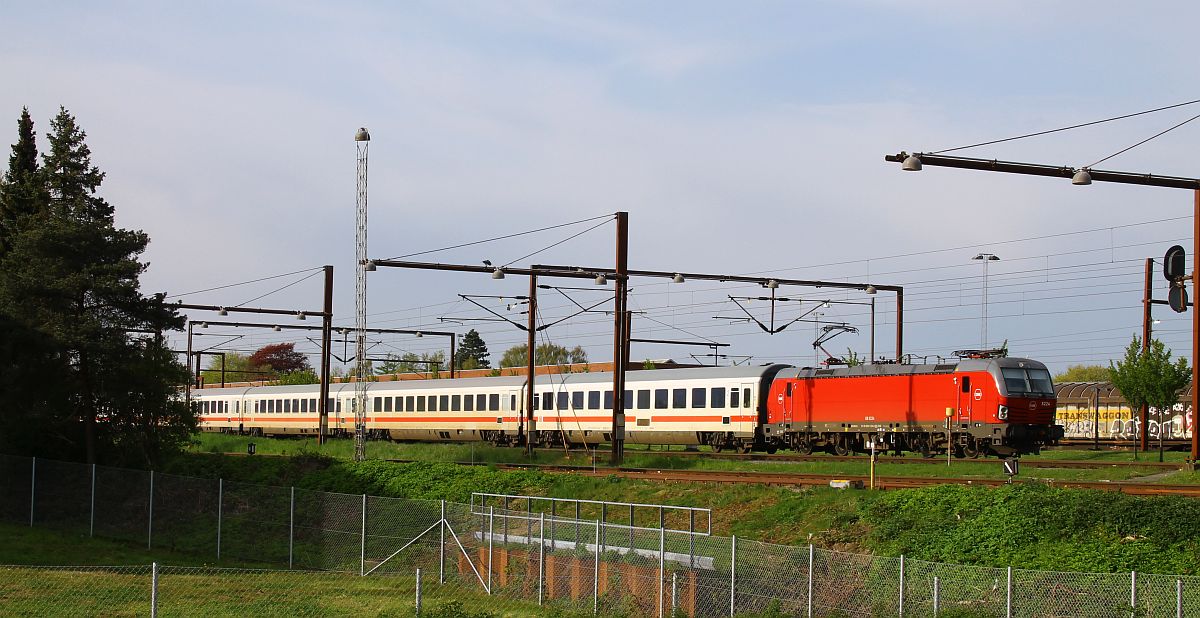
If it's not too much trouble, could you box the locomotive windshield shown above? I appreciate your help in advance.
[1000,367,1054,397]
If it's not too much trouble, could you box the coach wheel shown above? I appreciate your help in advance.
[735,440,752,455]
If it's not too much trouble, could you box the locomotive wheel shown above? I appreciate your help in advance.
[796,439,814,455]
[765,444,778,455]
[963,438,982,459]
[831,438,850,457]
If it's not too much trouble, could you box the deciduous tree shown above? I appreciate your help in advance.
[249,342,311,374]
[1054,364,1111,383]
[1110,336,1190,424]
[499,342,588,368]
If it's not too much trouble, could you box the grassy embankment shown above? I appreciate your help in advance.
[164,439,1200,575]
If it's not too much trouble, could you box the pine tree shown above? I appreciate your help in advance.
[0,108,43,256]
[456,329,491,369]
[0,108,189,465]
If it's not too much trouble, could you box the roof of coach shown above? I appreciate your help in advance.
[777,357,1046,380]
[192,364,793,396]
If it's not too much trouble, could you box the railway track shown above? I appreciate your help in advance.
[534,447,1184,470]
[459,461,1200,497]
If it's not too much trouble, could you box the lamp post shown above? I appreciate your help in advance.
[886,151,1200,462]
[972,253,1000,349]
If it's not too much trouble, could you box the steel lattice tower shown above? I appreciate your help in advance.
[353,127,371,462]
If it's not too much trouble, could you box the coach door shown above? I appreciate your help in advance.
[958,375,973,424]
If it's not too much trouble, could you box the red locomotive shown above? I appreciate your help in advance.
[762,356,1060,457]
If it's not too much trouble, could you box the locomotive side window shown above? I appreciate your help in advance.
[961,376,971,393]
[654,389,668,409]
[672,388,687,409]
[588,391,601,409]
[637,390,650,409]
[730,389,740,408]
[489,393,500,411]
[711,388,725,408]
[691,387,706,408]
[743,388,751,408]
[572,391,584,410]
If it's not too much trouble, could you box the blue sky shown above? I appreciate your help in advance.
[4,1,1199,373]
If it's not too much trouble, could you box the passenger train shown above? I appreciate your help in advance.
[193,357,1062,457]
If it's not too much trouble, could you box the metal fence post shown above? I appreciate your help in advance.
[360,494,367,576]
[415,567,422,616]
[147,471,154,550]
[1006,566,1012,618]
[538,512,545,606]
[487,506,494,594]
[1177,578,1183,618]
[628,503,635,551]
[29,457,35,527]
[658,525,665,618]
[289,486,295,569]
[898,554,905,618]
[594,518,601,616]
[503,496,509,545]
[151,561,159,618]
[89,463,96,538]
[1131,571,1137,617]
[550,499,556,550]
[807,544,814,618]
[729,535,736,617]
[933,576,940,617]
[439,500,446,584]
[671,571,678,617]
[216,479,223,560]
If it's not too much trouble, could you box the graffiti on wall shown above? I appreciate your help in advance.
[1058,403,1194,440]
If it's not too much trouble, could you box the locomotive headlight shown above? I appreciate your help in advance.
[997,405,1009,420]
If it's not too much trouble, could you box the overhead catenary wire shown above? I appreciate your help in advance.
[235,270,323,307]
[1086,111,1200,168]
[928,98,1200,155]
[381,213,614,261]
[168,266,325,299]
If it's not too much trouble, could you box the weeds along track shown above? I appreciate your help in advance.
[532,447,1184,470]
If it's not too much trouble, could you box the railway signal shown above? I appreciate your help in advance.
[1003,457,1019,479]
[1164,245,1191,313]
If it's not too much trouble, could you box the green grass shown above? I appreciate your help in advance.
[189,433,1192,484]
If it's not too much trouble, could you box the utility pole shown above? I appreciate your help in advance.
[319,265,333,445]
[612,212,629,466]
[525,273,537,457]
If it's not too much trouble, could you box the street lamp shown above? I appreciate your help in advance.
[972,253,1000,348]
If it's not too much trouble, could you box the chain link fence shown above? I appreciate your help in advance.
[2,452,1199,617]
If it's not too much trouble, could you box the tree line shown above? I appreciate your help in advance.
[0,108,191,466]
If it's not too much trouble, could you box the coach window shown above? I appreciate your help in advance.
[532,394,540,410]
[511,395,517,410]
[405,396,414,412]
[624,390,633,408]
[293,399,300,412]
[382,397,391,412]
[394,397,403,412]
[311,398,317,412]
[284,399,291,413]
[301,399,308,413]
[542,392,553,410]
[439,395,449,411]
[672,388,687,409]
[603,390,613,409]
[373,397,382,413]
[474,394,485,410]
[415,396,426,412]
[557,391,569,410]
[452,395,461,411]
[711,387,725,408]
[692,387,706,408]
[638,390,651,409]
[463,394,474,411]
[588,391,601,410]
[654,389,668,409]
[572,391,584,410]
[730,389,740,409]
[428,396,438,412]
[743,388,751,408]
[961,376,971,393]
[489,393,500,411]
